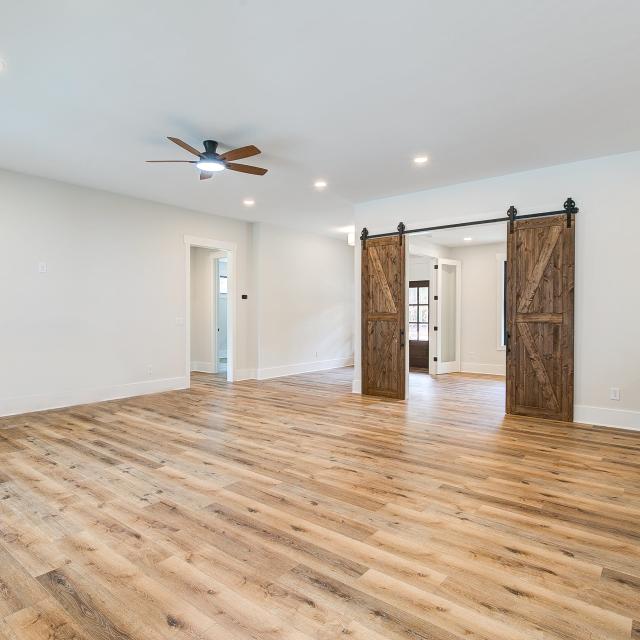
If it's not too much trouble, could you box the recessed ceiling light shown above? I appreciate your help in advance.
[463,237,473,242]
[243,198,255,206]
[314,180,327,189]
[413,156,428,164]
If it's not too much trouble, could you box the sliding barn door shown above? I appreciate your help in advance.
[506,214,575,421]
[361,235,406,398]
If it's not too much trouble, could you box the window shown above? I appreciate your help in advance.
[219,275,228,295]
[409,280,429,341]
[497,254,506,349]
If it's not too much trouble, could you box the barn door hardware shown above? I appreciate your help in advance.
[507,205,518,234]
[564,197,578,228]
[359,198,578,240]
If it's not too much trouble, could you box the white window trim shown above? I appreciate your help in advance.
[496,253,507,351]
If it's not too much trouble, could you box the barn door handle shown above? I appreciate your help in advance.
[400,329,405,348]
[506,330,510,353]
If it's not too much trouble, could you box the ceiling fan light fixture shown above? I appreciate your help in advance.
[196,159,226,172]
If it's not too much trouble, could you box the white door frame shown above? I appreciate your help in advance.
[435,258,461,374]
[208,252,225,374]
[185,236,237,383]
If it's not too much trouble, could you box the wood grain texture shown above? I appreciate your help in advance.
[362,236,406,398]
[1,368,639,640]
[507,214,575,421]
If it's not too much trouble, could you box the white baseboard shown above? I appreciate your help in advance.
[574,405,640,431]
[191,361,216,374]
[0,376,188,418]
[235,368,257,381]
[257,356,354,381]
[461,362,506,376]
[352,378,362,394]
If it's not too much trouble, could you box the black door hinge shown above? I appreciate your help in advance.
[433,356,438,362]
[434,326,438,331]
[434,295,438,301]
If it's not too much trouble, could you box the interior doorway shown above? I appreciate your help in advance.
[406,223,507,399]
[361,208,575,421]
[408,280,429,369]
[185,235,237,384]
[214,256,228,375]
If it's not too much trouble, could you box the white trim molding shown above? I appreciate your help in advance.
[461,362,506,376]
[0,376,188,418]
[191,361,216,374]
[496,252,507,351]
[574,405,640,431]
[235,369,258,381]
[258,357,354,381]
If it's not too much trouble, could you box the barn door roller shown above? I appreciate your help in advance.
[359,198,579,240]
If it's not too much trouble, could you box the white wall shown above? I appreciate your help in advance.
[449,242,507,375]
[190,247,217,372]
[0,169,355,415]
[408,254,435,281]
[354,151,640,430]
[254,223,354,379]
[0,169,256,415]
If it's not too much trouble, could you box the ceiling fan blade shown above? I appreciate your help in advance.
[146,160,197,163]
[220,145,261,161]
[226,162,268,176]
[200,171,213,180]
[167,136,202,157]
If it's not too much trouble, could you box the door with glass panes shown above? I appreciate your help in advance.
[408,280,429,368]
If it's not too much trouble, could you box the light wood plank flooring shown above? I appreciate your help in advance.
[0,369,639,639]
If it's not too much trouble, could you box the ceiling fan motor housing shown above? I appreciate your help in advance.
[202,140,219,158]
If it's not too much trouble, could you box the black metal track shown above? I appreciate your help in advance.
[360,198,578,241]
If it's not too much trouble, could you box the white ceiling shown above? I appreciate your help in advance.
[1,1,639,236]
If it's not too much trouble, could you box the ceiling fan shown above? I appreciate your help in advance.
[146,137,268,180]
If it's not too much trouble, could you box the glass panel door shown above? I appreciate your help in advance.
[435,259,461,374]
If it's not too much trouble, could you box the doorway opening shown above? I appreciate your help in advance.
[185,235,237,384]
[406,223,507,401]
[214,256,228,375]
[361,206,576,420]
[408,279,429,370]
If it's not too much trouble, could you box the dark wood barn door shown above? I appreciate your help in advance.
[361,235,406,398]
[506,214,575,421]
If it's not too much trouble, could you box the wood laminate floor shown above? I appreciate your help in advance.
[1,369,639,639]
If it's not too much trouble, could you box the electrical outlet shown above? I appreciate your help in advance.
[38,262,47,273]
[610,387,620,401]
